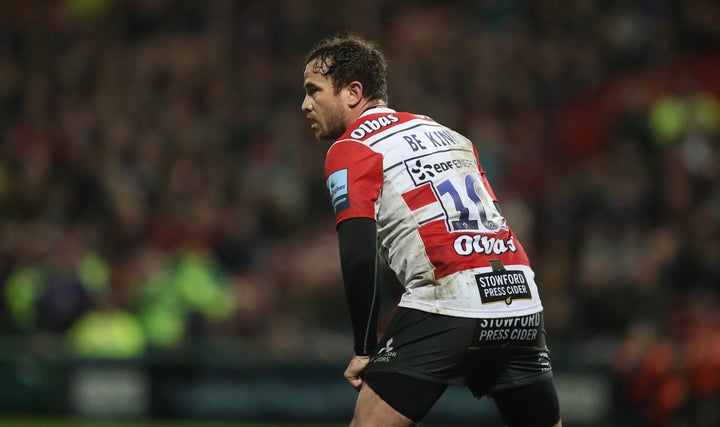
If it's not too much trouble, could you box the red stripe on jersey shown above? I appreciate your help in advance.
[402,183,436,211]
[325,140,383,226]
[418,220,531,279]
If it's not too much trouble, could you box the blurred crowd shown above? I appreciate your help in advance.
[0,0,719,424]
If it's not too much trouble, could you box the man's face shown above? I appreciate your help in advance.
[302,60,349,141]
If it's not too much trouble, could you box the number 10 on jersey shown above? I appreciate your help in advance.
[434,174,503,233]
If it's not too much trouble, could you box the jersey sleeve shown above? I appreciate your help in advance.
[325,140,383,226]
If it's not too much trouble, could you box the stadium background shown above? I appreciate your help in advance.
[1,0,719,426]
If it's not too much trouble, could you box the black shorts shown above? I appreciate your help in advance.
[361,308,558,424]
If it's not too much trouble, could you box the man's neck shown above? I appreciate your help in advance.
[345,99,388,131]
[361,102,386,113]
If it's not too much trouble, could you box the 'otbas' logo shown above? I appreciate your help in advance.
[349,114,399,139]
[454,235,517,256]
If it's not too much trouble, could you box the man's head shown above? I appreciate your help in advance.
[302,33,389,140]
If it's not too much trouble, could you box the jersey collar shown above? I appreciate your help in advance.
[360,106,396,118]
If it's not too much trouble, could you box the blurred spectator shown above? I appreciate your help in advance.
[67,297,146,359]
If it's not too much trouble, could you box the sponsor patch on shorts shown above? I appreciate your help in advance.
[475,270,531,305]
[473,312,544,346]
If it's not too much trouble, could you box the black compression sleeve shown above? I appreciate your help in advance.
[337,217,381,356]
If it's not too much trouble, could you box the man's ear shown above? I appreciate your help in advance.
[345,81,364,108]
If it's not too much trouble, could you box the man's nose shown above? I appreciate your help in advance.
[301,96,312,112]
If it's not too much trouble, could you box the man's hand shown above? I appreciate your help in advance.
[344,355,371,391]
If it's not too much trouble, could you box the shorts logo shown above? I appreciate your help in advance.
[327,169,349,214]
[377,337,394,354]
[372,337,397,363]
[475,270,532,305]
[475,313,543,344]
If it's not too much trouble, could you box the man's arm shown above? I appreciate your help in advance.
[337,217,380,356]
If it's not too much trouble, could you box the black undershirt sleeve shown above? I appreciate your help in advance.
[337,217,381,356]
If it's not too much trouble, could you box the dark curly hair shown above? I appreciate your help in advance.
[304,33,389,103]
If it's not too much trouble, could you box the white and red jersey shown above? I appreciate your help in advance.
[325,107,543,318]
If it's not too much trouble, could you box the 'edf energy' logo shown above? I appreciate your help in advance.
[405,154,475,185]
[410,159,435,180]
[327,169,349,214]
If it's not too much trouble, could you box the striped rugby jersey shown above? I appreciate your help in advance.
[325,107,543,318]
